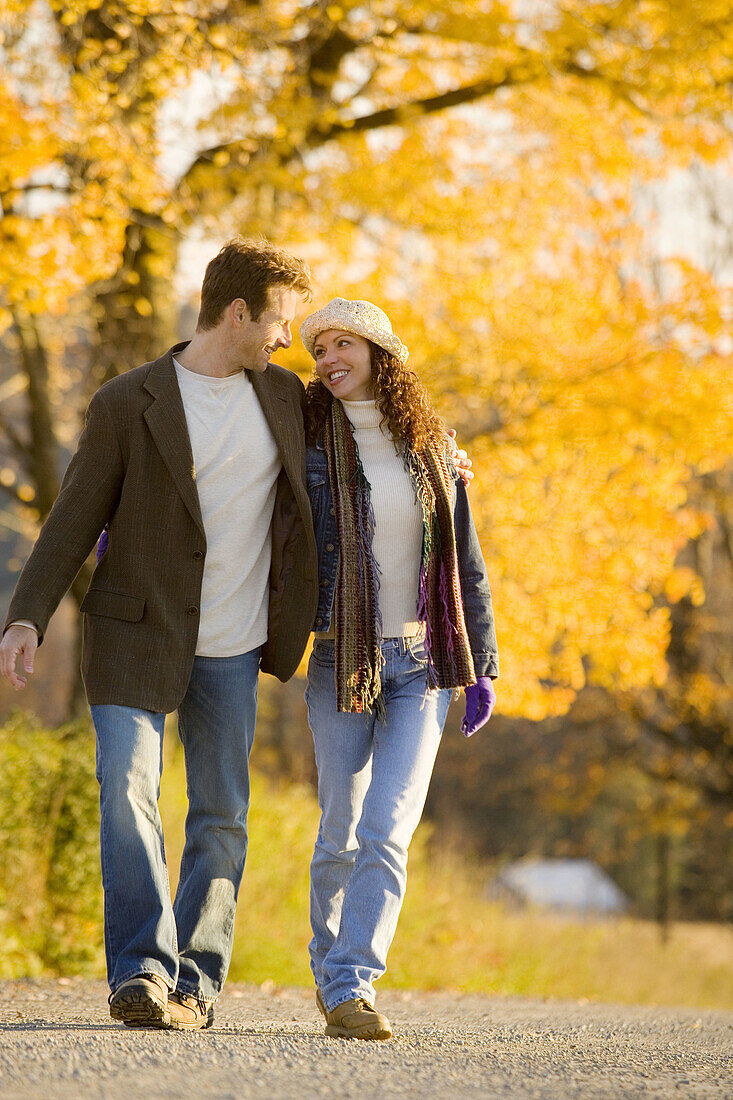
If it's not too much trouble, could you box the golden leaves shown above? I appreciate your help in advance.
[133,296,153,316]
[1,0,731,724]
[290,81,732,718]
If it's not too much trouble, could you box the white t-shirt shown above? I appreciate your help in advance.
[174,359,281,656]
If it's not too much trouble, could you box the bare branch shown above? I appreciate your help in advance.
[560,61,661,119]
[0,182,72,202]
[0,409,31,462]
[465,351,658,444]
[182,67,542,188]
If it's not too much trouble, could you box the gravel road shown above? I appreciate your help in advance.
[0,979,730,1099]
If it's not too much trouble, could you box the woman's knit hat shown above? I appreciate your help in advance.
[299,298,409,364]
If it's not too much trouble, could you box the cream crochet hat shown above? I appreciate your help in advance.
[299,298,409,364]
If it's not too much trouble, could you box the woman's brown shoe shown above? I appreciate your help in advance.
[325,998,392,1040]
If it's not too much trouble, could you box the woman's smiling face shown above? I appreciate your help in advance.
[314,329,373,401]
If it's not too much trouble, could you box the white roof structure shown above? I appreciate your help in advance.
[488,858,630,915]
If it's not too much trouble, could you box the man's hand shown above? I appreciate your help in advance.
[0,624,39,690]
[447,428,474,487]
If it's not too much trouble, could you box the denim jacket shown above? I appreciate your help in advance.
[306,439,499,679]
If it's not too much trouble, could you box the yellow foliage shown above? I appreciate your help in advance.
[282,101,733,716]
[1,0,731,721]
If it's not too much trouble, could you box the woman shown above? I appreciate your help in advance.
[300,298,499,1041]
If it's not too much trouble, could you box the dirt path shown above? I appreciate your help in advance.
[0,980,730,1098]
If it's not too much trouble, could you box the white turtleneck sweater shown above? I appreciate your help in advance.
[341,399,424,637]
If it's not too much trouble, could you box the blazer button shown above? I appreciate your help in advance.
[193,550,203,560]
[329,507,335,516]
[187,606,199,615]
[315,617,323,627]
[320,578,329,588]
[326,542,335,552]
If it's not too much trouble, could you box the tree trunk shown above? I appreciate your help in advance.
[88,216,179,391]
[13,311,60,518]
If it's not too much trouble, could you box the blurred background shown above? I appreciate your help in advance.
[0,1,731,1006]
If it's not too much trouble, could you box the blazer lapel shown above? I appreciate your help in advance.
[250,366,304,483]
[143,344,205,536]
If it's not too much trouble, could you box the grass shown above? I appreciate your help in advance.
[1,714,730,1008]
[157,732,733,1011]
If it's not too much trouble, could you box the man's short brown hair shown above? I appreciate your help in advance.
[197,237,312,330]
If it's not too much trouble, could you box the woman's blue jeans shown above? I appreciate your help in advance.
[90,648,260,1002]
[305,637,451,1011]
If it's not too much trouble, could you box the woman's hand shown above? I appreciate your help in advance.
[447,428,473,487]
[461,677,496,736]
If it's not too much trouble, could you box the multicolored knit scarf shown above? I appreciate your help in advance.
[324,399,476,715]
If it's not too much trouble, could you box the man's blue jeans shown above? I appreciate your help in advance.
[305,637,451,1011]
[91,648,260,1002]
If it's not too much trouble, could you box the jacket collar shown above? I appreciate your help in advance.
[142,345,304,536]
[249,363,303,481]
[143,343,205,535]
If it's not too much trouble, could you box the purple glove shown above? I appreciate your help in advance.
[96,527,109,563]
[461,677,496,736]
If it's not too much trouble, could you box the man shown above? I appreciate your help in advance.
[0,238,317,1030]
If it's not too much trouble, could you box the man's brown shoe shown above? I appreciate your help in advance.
[325,997,392,1040]
[315,987,327,1020]
[109,973,170,1028]
[167,991,215,1031]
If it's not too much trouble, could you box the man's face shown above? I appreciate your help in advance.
[234,286,298,372]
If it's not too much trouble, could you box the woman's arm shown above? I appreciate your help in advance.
[453,476,499,734]
[453,476,499,680]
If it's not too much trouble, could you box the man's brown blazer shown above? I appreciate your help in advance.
[4,343,318,712]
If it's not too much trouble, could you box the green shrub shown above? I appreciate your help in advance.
[1,713,731,1010]
[0,712,104,975]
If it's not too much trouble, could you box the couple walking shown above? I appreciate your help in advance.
[0,239,498,1039]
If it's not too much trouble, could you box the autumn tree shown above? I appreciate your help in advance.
[0,0,732,722]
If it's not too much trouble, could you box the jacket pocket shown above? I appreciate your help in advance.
[306,471,326,496]
[80,587,146,622]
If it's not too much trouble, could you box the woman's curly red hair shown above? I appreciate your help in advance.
[304,343,445,453]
